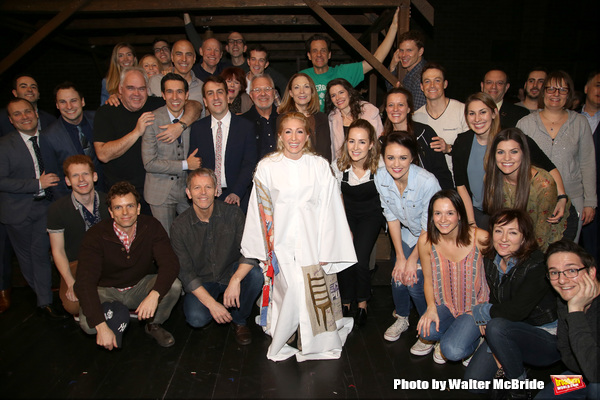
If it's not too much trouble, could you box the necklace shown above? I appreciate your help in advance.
[541,110,566,132]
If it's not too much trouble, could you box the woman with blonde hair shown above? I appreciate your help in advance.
[277,73,332,161]
[101,42,137,104]
[241,112,356,362]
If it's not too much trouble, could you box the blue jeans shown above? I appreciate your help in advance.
[391,241,426,318]
[535,370,598,399]
[464,318,560,393]
[183,264,263,327]
[420,304,481,361]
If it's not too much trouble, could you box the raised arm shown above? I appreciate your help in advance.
[362,8,399,74]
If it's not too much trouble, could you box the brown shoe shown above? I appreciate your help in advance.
[145,323,175,347]
[231,322,252,345]
[0,289,10,313]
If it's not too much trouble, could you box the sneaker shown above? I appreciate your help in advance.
[462,338,483,367]
[462,354,473,367]
[433,342,446,364]
[73,313,80,322]
[410,337,435,356]
[383,311,409,342]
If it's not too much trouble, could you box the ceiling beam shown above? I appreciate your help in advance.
[1,0,408,13]
[60,14,373,30]
[411,0,434,25]
[0,0,90,75]
[304,0,399,86]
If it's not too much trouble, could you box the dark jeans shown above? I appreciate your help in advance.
[183,264,263,327]
[464,318,560,393]
[391,241,427,318]
[338,211,382,304]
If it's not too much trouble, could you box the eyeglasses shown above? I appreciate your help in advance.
[154,46,170,53]
[228,39,244,45]
[547,266,588,280]
[250,87,274,94]
[544,86,569,95]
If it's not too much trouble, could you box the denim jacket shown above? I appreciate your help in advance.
[374,164,441,247]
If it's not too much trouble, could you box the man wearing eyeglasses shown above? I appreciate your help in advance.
[538,240,599,399]
[152,39,172,73]
[225,32,249,72]
[481,68,529,129]
[242,75,278,159]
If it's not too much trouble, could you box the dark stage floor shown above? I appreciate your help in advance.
[0,261,563,399]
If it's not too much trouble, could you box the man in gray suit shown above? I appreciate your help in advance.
[0,98,66,320]
[142,73,200,234]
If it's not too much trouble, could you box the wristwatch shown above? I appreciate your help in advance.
[178,121,188,131]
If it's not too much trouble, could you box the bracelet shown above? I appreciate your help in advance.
[557,194,568,201]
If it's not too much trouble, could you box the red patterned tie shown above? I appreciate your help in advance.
[215,121,223,197]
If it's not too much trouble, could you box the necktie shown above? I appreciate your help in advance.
[29,136,52,200]
[77,125,90,156]
[173,118,182,144]
[214,121,223,197]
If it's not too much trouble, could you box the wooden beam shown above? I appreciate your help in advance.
[0,0,90,75]
[304,0,399,86]
[62,14,373,30]
[357,8,395,43]
[1,0,409,13]
[411,0,434,25]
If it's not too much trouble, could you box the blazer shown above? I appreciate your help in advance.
[44,111,101,196]
[0,131,58,224]
[141,106,191,205]
[188,112,257,199]
[499,101,529,129]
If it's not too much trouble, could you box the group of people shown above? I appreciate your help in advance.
[0,12,598,398]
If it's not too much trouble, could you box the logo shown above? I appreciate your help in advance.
[550,375,586,395]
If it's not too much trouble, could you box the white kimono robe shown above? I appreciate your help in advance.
[241,153,357,362]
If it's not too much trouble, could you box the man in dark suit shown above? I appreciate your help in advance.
[189,75,257,211]
[0,74,56,137]
[0,98,66,320]
[481,68,529,129]
[44,82,102,198]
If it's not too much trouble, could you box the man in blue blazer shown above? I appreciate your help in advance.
[0,98,66,320]
[44,82,102,198]
[189,76,257,212]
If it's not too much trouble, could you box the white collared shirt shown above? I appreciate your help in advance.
[19,131,44,193]
[211,111,232,188]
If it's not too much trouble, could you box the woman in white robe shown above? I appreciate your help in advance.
[241,112,357,362]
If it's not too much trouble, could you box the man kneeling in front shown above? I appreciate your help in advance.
[75,181,181,350]
[170,168,262,345]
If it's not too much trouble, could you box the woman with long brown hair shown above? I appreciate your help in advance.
[101,43,137,104]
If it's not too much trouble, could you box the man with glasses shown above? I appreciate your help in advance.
[152,39,172,73]
[226,32,249,71]
[242,75,278,158]
[481,68,529,128]
[537,240,599,399]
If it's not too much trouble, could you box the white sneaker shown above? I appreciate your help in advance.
[462,354,473,367]
[433,342,446,364]
[462,337,483,367]
[410,337,435,356]
[383,311,409,342]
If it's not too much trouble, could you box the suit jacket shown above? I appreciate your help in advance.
[0,131,58,224]
[499,101,529,129]
[44,111,102,196]
[188,112,257,199]
[141,106,191,205]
